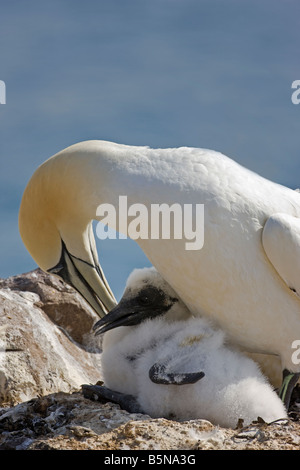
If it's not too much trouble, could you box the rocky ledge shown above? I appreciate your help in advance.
[0,269,300,450]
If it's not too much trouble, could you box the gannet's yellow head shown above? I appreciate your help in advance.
[19,143,117,317]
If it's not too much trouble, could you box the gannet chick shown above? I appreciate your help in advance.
[84,268,288,429]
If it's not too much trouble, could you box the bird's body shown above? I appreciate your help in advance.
[19,140,300,402]
[96,268,288,428]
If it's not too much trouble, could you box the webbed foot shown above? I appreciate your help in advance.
[82,384,142,414]
[149,363,205,385]
[278,369,300,409]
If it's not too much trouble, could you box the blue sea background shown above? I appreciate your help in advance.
[0,0,299,300]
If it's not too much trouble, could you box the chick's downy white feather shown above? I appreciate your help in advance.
[100,268,287,428]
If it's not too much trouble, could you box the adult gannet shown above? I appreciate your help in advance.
[83,267,288,428]
[19,140,300,407]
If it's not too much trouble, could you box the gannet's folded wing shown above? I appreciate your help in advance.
[262,213,300,297]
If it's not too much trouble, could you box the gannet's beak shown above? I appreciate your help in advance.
[48,238,117,318]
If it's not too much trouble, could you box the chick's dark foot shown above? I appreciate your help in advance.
[81,384,142,414]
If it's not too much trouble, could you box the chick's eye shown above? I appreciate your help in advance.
[136,287,162,307]
[137,294,153,306]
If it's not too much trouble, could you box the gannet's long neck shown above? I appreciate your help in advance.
[19,139,192,315]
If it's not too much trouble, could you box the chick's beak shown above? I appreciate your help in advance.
[93,299,147,335]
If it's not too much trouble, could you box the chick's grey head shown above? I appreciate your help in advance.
[93,267,190,335]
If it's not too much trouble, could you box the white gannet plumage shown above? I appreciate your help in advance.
[86,267,288,428]
[19,140,300,405]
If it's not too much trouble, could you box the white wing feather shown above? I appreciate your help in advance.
[262,213,300,296]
